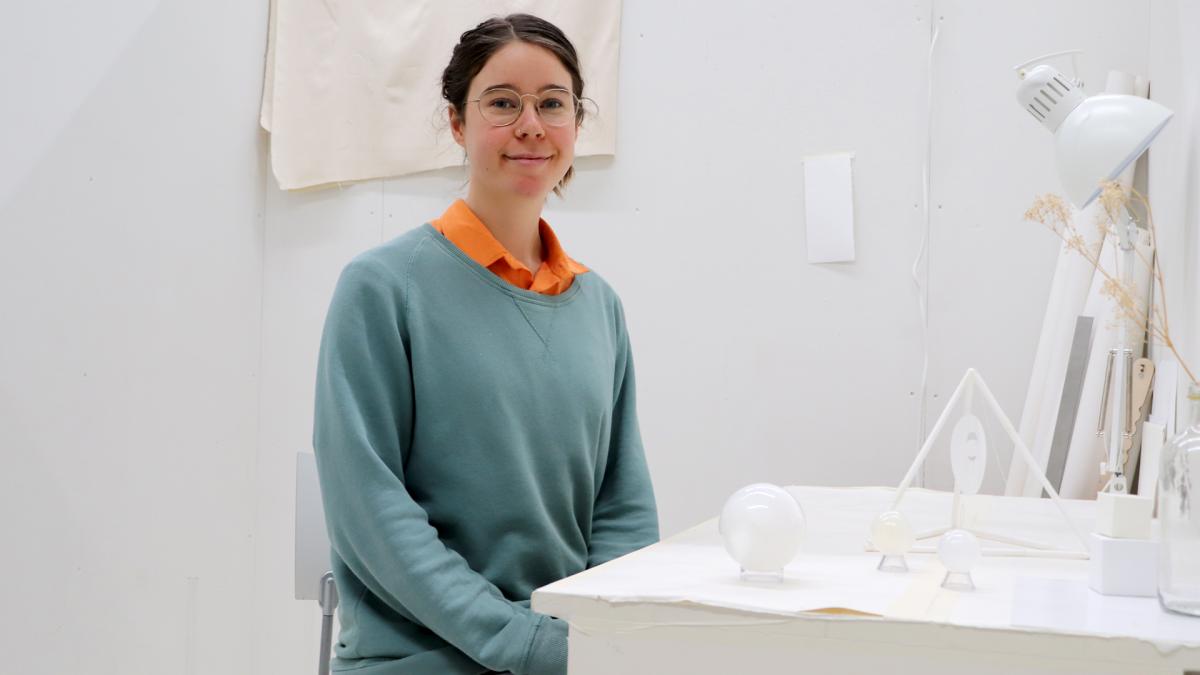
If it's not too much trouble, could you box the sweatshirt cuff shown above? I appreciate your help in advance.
[521,615,568,675]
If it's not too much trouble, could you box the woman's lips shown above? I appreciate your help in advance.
[504,154,551,166]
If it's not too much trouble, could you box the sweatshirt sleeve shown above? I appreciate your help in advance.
[586,304,661,568]
[313,258,567,675]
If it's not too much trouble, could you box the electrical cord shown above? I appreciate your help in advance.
[912,18,941,487]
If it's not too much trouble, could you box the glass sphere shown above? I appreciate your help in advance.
[871,511,915,556]
[937,529,981,573]
[719,483,806,574]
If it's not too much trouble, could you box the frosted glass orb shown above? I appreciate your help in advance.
[870,511,915,556]
[937,529,981,573]
[719,484,806,575]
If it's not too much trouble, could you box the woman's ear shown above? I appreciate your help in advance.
[449,106,466,147]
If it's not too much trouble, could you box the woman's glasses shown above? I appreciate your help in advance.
[470,88,582,128]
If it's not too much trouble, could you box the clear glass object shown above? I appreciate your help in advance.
[871,511,915,572]
[718,483,806,582]
[938,529,980,591]
[1158,382,1200,616]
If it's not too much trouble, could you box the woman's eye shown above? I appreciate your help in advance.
[488,98,518,109]
[540,99,564,109]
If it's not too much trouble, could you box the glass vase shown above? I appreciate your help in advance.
[1158,382,1200,616]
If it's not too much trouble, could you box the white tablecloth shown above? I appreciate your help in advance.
[534,486,1200,651]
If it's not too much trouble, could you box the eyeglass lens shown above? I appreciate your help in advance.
[477,89,577,127]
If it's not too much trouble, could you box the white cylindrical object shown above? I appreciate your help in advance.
[1104,70,1136,96]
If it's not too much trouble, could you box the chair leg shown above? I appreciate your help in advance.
[318,572,339,675]
[318,614,334,675]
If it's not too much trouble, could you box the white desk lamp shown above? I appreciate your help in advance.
[1015,52,1173,493]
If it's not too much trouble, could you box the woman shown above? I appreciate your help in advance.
[313,14,659,675]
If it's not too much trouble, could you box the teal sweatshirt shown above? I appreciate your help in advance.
[313,224,660,675]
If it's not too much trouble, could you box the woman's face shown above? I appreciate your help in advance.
[451,41,579,201]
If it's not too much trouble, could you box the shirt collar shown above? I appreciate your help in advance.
[432,199,587,276]
[432,199,511,268]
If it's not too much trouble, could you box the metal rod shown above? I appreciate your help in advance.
[318,572,338,675]
[1124,349,1136,437]
[1098,350,1115,436]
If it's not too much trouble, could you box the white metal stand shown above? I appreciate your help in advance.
[889,369,1091,558]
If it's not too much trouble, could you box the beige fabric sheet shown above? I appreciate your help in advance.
[260,0,622,191]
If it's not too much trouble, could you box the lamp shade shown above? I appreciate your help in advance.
[1054,95,1173,208]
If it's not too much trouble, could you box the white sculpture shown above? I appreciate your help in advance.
[874,369,1090,563]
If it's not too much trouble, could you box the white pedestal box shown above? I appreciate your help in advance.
[1094,492,1153,540]
[1088,532,1159,598]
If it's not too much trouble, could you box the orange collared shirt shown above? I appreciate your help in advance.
[431,199,588,296]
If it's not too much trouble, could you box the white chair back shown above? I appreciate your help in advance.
[295,452,332,601]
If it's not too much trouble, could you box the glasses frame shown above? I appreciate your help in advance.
[468,88,583,128]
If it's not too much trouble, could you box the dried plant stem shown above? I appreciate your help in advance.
[1128,187,1197,384]
[1025,184,1197,387]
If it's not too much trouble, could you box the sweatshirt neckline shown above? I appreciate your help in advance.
[420,223,587,306]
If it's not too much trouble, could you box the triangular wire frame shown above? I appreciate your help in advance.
[888,369,1090,559]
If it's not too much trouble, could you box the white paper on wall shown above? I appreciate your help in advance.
[260,0,622,191]
[802,154,856,264]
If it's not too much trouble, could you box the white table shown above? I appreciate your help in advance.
[533,487,1200,674]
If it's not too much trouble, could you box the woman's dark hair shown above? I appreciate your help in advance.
[441,14,586,194]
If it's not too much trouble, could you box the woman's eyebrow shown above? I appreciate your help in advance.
[481,83,570,93]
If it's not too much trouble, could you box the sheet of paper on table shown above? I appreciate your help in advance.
[1011,577,1199,649]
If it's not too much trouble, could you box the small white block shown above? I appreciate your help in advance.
[1094,492,1153,539]
[1088,532,1159,597]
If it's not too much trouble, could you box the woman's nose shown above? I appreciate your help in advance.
[514,98,545,137]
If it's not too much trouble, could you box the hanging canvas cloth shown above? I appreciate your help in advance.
[260,0,623,190]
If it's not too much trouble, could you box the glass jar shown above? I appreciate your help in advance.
[1158,382,1200,616]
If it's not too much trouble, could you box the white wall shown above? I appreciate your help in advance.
[1149,0,1200,404]
[1183,3,1200,382]
[4,1,1197,674]
[0,1,268,673]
